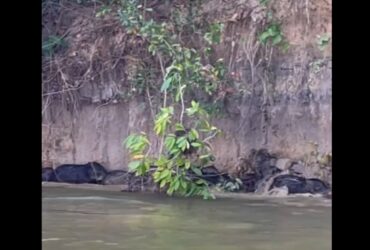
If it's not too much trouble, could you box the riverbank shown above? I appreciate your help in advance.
[42,182,332,205]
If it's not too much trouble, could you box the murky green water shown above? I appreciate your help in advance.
[42,187,331,250]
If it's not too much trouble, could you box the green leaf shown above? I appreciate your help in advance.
[175,123,185,131]
[175,158,185,167]
[186,185,197,197]
[189,129,199,140]
[191,142,202,148]
[191,100,199,109]
[259,32,270,43]
[164,136,176,151]
[184,160,191,169]
[161,76,172,92]
[177,139,189,151]
[156,155,169,167]
[175,88,181,102]
[184,49,191,59]
[160,169,171,180]
[174,179,180,190]
[199,154,210,159]
[186,107,196,116]
[181,180,187,189]
[196,179,207,185]
[192,167,202,176]
[268,27,278,36]
[128,160,142,171]
[167,185,175,195]
[272,34,282,45]
[176,136,187,146]
[154,122,163,135]
[160,179,167,188]
[153,171,161,181]
[169,148,181,158]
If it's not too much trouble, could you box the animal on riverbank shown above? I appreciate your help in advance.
[269,174,330,194]
[52,162,108,184]
[42,167,57,182]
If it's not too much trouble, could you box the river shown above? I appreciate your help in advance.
[42,186,331,250]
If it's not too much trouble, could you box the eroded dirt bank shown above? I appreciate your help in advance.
[42,0,331,180]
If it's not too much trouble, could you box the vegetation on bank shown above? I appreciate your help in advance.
[42,0,288,199]
[117,0,225,199]
[42,0,331,199]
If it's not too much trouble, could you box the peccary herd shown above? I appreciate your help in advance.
[42,149,331,197]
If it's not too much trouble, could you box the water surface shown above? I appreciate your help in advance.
[42,187,331,250]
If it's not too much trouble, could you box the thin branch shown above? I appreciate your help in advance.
[203,131,219,143]
[143,0,147,22]
[157,54,167,156]
[146,86,156,122]
[179,85,185,124]
[158,54,167,107]
[42,95,51,115]
[42,84,84,97]
[305,0,310,26]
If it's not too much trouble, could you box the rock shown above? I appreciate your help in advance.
[289,162,320,179]
[234,157,255,180]
[289,162,305,175]
[267,186,289,196]
[269,158,278,167]
[275,158,293,170]
[324,168,332,185]
[312,164,321,175]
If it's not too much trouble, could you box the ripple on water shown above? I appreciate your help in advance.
[248,203,278,207]
[223,222,255,230]
[291,211,304,215]
[104,243,119,246]
[42,238,61,242]
[43,196,122,201]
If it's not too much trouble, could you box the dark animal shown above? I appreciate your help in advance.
[237,149,281,193]
[201,166,231,185]
[251,149,281,179]
[269,174,330,194]
[54,162,108,184]
[42,167,57,182]
[185,165,230,186]
[270,175,307,194]
[305,178,330,194]
[102,170,131,185]
[240,173,259,193]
